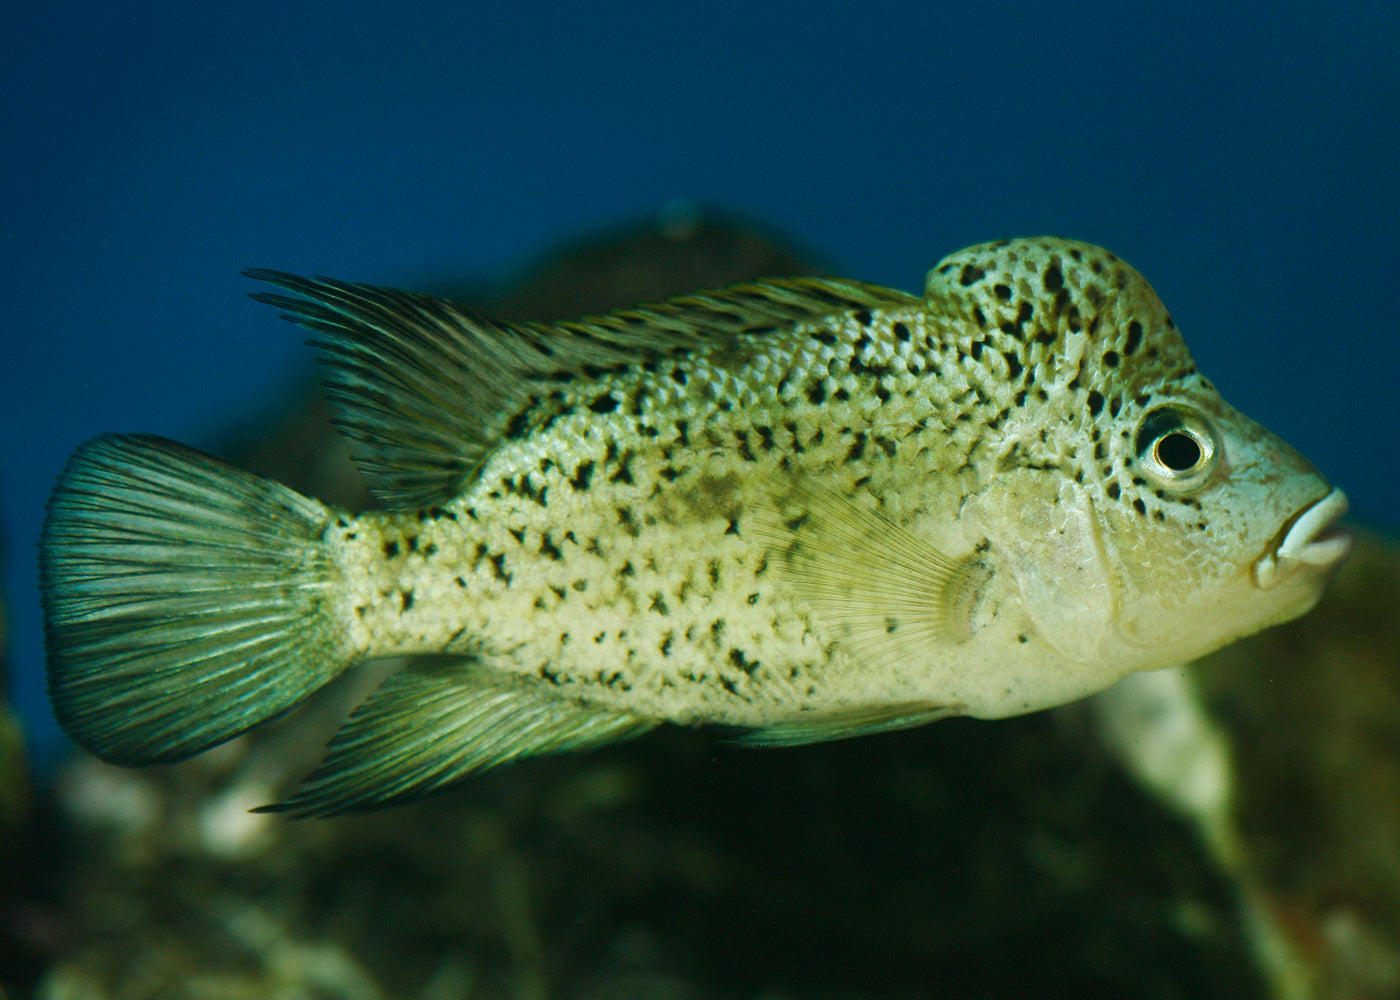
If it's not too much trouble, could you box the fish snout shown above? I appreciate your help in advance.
[1253,487,1352,590]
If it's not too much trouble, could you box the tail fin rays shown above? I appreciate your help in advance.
[40,434,354,765]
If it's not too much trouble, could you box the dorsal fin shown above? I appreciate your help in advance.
[245,269,918,509]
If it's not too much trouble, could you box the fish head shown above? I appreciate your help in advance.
[1091,386,1350,667]
[934,238,1350,674]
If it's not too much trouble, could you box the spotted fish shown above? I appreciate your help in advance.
[39,237,1351,815]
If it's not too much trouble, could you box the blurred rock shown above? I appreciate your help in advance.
[1094,530,1400,1000]
[1194,530,1400,1000]
[28,210,1399,1000]
[1,498,53,996]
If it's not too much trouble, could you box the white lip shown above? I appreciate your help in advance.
[1254,488,1352,589]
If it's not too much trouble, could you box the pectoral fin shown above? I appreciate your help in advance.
[751,476,995,670]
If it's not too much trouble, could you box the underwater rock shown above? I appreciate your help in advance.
[0,504,50,991]
[28,211,1396,1000]
[1095,532,1400,1000]
[1197,531,1400,999]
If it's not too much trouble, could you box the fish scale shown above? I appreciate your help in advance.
[336,310,928,721]
[39,237,1350,815]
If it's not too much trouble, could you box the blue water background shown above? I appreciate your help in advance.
[3,2,1396,764]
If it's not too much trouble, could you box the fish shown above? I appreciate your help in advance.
[39,237,1352,816]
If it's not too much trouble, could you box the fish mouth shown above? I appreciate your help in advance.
[1253,488,1352,590]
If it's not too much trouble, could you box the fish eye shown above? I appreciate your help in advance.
[1133,404,1219,492]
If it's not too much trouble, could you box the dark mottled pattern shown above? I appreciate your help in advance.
[325,238,1220,731]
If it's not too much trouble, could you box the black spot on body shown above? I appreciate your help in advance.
[1003,351,1024,380]
[588,394,619,414]
[1124,320,1144,355]
[1043,262,1064,292]
[504,409,531,440]
[383,540,400,559]
[959,264,985,286]
[1087,390,1105,417]
[893,321,911,342]
[728,647,759,675]
[805,380,827,405]
[993,283,1011,302]
[609,450,636,485]
[489,553,512,585]
[540,534,563,560]
[570,461,595,491]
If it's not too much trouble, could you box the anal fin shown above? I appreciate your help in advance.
[260,660,658,817]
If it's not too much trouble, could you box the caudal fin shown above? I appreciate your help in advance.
[40,434,354,765]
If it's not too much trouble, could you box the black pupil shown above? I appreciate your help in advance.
[1156,431,1202,472]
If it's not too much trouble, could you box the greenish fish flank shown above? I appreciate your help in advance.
[40,237,1351,816]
